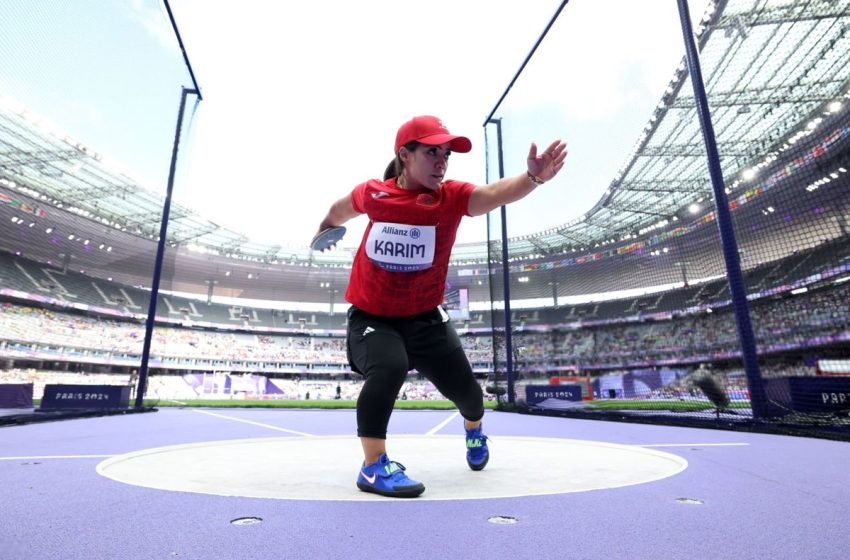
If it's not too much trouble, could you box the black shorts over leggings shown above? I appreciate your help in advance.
[346,305,484,439]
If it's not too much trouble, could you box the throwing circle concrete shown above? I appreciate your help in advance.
[97,435,687,501]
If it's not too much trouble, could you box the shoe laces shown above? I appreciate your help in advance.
[466,425,487,439]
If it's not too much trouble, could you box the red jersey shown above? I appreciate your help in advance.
[345,177,475,317]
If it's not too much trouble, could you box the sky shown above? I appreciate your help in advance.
[0,0,708,249]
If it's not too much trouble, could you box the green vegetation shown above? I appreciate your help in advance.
[586,399,750,411]
[34,397,748,412]
[143,398,499,410]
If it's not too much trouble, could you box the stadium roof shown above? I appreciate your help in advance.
[501,0,850,261]
[1,0,849,274]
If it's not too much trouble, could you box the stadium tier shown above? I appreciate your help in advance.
[2,237,849,330]
[2,249,848,372]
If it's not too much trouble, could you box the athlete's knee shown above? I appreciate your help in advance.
[458,398,484,422]
[453,382,484,421]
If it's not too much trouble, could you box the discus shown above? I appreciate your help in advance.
[310,226,346,251]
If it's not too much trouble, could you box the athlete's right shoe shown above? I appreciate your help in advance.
[465,425,490,471]
[356,453,425,498]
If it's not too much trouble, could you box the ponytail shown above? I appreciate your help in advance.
[383,157,399,181]
[382,141,421,181]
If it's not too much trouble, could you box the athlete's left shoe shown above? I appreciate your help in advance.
[465,424,489,471]
[356,453,425,498]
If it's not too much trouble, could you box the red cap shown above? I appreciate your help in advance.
[394,115,472,153]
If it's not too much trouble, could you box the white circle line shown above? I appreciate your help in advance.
[96,435,689,502]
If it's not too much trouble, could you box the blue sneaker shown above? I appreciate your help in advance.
[356,453,425,498]
[465,425,489,471]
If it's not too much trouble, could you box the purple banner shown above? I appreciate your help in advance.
[40,384,130,410]
[525,384,583,405]
[0,383,34,408]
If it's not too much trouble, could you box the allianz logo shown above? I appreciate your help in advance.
[380,225,421,238]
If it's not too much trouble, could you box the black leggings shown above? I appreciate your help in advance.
[346,305,484,439]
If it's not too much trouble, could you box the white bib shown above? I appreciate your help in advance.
[365,221,436,272]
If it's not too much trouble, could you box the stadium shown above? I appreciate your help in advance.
[2,1,850,559]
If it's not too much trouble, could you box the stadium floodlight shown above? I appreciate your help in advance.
[688,203,700,214]
[742,168,756,180]
[827,101,842,113]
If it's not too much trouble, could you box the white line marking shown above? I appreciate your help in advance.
[426,411,459,435]
[638,443,750,447]
[0,455,114,461]
[192,409,313,436]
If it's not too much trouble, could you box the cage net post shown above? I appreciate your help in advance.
[0,1,193,410]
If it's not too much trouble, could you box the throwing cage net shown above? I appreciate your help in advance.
[479,0,850,438]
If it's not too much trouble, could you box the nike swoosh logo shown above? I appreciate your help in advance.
[360,470,376,484]
[371,192,390,199]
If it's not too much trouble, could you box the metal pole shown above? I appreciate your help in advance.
[487,118,516,404]
[162,0,203,101]
[483,128,501,397]
[483,0,569,126]
[134,87,199,408]
[480,1,569,404]
[675,0,768,418]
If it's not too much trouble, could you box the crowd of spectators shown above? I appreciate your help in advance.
[1,281,847,399]
[504,282,850,369]
[0,368,492,402]
[0,303,346,364]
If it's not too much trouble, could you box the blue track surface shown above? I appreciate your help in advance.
[1,408,848,560]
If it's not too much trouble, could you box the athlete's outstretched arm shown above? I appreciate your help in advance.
[316,193,361,235]
[467,140,567,217]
